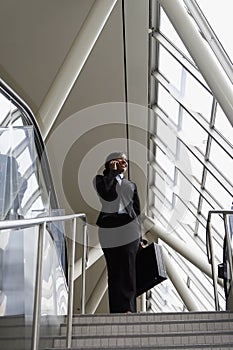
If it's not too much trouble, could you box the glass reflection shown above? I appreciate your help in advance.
[0,81,68,322]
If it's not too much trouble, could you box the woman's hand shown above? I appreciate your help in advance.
[109,160,119,170]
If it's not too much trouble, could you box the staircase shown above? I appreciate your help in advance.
[1,311,233,349]
[46,311,233,350]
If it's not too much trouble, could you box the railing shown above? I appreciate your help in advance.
[0,213,87,350]
[206,210,233,310]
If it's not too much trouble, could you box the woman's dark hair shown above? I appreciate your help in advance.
[103,151,126,175]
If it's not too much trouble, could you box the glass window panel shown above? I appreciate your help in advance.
[12,117,24,126]
[0,94,11,124]
[203,212,223,260]
[205,172,232,209]
[21,173,39,207]
[176,169,195,209]
[180,210,196,232]
[155,147,175,181]
[172,195,196,231]
[156,117,177,154]
[181,110,208,154]
[160,7,193,62]
[157,84,180,125]
[11,127,27,149]
[149,0,232,313]
[0,128,10,153]
[152,202,166,226]
[153,189,165,211]
[201,197,215,220]
[211,213,225,242]
[154,177,165,207]
[196,0,233,62]
[177,142,199,180]
[182,71,213,122]
[158,45,183,91]
[27,197,45,218]
[196,224,207,242]
[182,111,208,154]
[155,175,173,205]
[176,223,193,242]
[209,139,232,185]
[189,186,200,209]
[215,104,233,146]
[165,183,173,205]
[155,172,166,192]
[17,147,33,174]
[178,142,203,182]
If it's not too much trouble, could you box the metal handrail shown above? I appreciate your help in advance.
[206,210,233,310]
[0,213,87,350]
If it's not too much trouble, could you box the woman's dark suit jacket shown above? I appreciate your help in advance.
[94,169,141,229]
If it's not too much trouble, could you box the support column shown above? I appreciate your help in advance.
[164,251,200,311]
[159,0,233,126]
[143,216,213,278]
[85,268,108,314]
[38,0,117,140]
[74,245,103,280]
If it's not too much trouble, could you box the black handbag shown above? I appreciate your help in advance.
[136,242,167,297]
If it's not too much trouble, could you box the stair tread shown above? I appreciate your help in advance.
[61,317,233,327]
[53,334,233,347]
[69,311,233,324]
[55,329,233,338]
[43,346,233,350]
[1,312,233,350]
[1,328,233,340]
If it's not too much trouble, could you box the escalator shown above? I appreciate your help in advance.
[0,79,69,348]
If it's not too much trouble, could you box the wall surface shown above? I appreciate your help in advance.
[0,0,149,314]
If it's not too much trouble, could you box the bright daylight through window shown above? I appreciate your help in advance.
[148,0,233,312]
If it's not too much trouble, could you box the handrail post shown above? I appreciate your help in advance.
[206,215,220,310]
[81,220,87,314]
[31,222,46,350]
[223,214,233,292]
[66,217,76,348]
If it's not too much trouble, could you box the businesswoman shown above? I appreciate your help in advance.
[94,152,141,313]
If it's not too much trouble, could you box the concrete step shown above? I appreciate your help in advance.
[0,336,54,350]
[0,337,28,350]
[52,329,233,348]
[48,312,233,349]
[70,311,233,324]
[0,315,63,350]
[0,314,25,326]
[0,324,63,339]
[0,314,64,326]
[1,312,233,349]
[44,347,233,350]
[60,317,233,336]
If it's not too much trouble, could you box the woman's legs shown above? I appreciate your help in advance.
[103,239,140,313]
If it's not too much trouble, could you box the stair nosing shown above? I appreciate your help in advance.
[60,317,233,328]
[53,329,233,340]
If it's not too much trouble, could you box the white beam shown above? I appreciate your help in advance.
[164,250,200,311]
[159,0,233,127]
[143,216,212,277]
[38,0,118,140]
[74,245,103,280]
[85,268,108,314]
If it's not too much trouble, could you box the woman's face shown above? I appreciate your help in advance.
[114,154,128,173]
